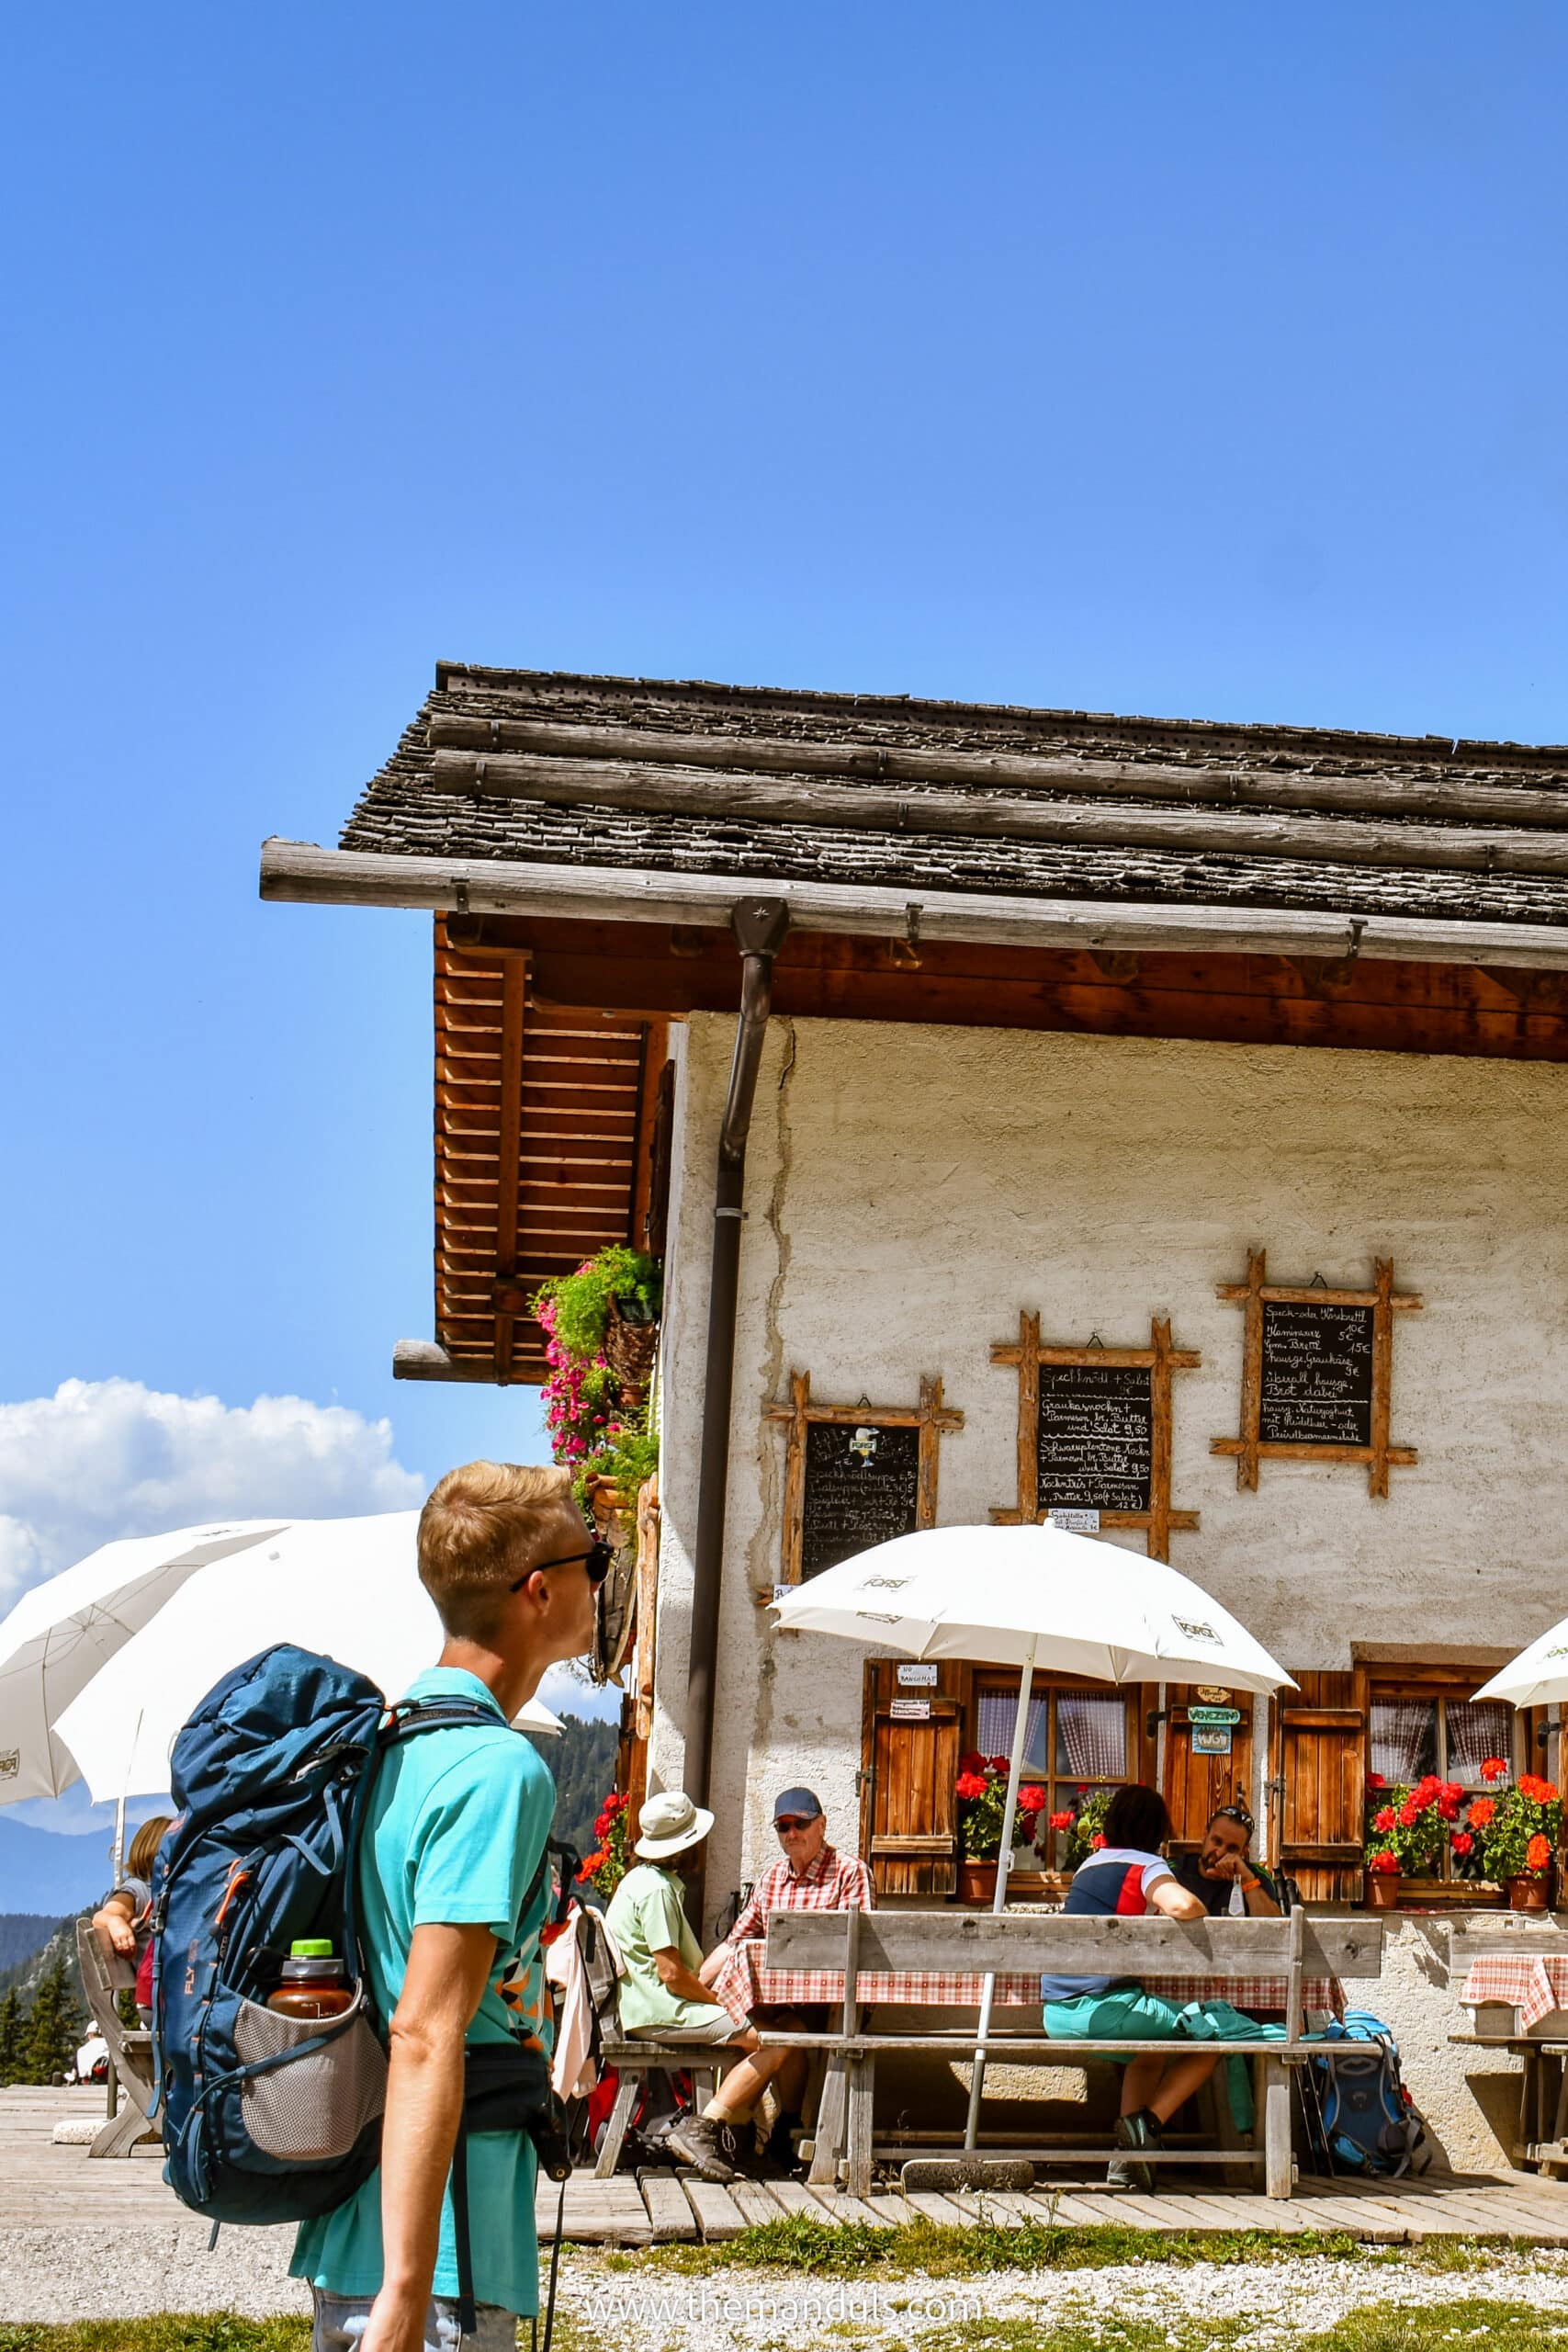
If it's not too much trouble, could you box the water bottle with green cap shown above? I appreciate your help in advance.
[266,1938,354,2020]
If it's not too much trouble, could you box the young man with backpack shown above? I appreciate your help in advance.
[289,1461,601,2352]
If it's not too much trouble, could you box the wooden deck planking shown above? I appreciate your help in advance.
[11,2093,1568,2250]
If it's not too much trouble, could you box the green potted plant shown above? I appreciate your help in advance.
[953,1753,1046,1904]
[1461,1760,1562,1912]
[535,1249,661,1516]
[1363,1773,1459,1907]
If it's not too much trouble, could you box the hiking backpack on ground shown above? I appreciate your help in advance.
[150,1643,573,2233]
[1299,2008,1428,2179]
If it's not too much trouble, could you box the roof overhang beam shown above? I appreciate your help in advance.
[261,838,1568,975]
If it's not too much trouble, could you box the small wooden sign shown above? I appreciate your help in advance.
[766,1371,964,1589]
[1212,1249,1422,1497]
[989,1312,1200,1560]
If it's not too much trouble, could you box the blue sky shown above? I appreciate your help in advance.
[1,5,1564,1884]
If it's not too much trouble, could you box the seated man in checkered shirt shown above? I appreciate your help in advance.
[699,1786,875,2170]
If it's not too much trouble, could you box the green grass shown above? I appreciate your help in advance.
[911,2304,1568,2352]
[0,2324,310,2352]
[631,2212,1410,2277]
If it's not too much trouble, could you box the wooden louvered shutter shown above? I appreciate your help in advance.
[861,1661,969,1897]
[1160,1685,1256,1860]
[1276,1669,1369,1903]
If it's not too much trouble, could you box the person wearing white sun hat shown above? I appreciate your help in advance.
[605,1791,804,2181]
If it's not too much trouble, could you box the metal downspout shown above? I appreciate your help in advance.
[683,898,790,1820]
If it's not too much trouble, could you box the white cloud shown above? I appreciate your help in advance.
[0,1377,424,1605]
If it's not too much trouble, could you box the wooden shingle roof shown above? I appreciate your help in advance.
[338,663,1568,936]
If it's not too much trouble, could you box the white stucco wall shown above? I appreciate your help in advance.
[651,1013,1568,1949]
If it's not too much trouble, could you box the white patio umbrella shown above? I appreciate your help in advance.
[0,1521,287,1804]
[51,1511,562,1804]
[772,1521,1293,2145]
[1472,1619,1568,1711]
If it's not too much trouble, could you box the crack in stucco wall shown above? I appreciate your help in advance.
[744,1019,797,1766]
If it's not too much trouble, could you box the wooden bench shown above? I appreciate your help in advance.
[759,1907,1385,2200]
[1445,1918,1568,2175]
[73,1918,160,2158]
[593,2041,739,2179]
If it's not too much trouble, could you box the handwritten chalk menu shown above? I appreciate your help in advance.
[990,1310,1201,1560]
[1258,1302,1374,1448]
[1213,1250,1422,1498]
[800,1419,920,1580]
[1036,1363,1154,1512]
[766,1371,964,1592]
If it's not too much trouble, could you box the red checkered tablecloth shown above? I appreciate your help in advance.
[1460,1955,1568,2032]
[707,1939,1339,2027]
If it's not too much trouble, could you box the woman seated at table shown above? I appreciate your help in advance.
[605,1790,809,2184]
[1040,1782,1222,2188]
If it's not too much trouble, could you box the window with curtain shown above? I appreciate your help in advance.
[973,1679,1134,1865]
[1369,1688,1519,1881]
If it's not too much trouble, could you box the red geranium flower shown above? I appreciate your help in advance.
[1397,1801,1419,1828]
[1468,1796,1496,1829]
[1522,1774,1558,1806]
[1017,1784,1047,1814]
[989,1756,1011,1774]
[1528,1834,1553,1872]
[1089,1832,1108,1850]
[1048,1811,1074,1832]
[958,1751,986,1778]
[1366,1773,1386,1790]
[955,1771,988,1802]
[1480,1757,1509,1784]
[1373,1807,1396,1834]
[1368,1850,1400,1875]
[1451,1831,1474,1858]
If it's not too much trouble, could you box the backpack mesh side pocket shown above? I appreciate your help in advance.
[232,1990,387,2163]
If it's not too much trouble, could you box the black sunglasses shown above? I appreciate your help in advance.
[511,1537,614,1593]
[1210,1803,1255,1833]
[775,1815,814,1833]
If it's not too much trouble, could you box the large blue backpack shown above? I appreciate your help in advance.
[1301,2009,1427,2179]
[150,1644,562,2231]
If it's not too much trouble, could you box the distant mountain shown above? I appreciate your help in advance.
[0,1817,118,1917]
[527,1712,620,1860]
[0,1915,65,1977]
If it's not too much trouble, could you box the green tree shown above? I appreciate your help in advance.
[0,1987,25,2085]
[25,1953,83,2085]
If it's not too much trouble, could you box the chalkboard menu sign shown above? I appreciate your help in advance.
[1213,1250,1421,1497]
[767,1371,964,1593]
[800,1420,921,1581]
[991,1310,1201,1560]
[1258,1301,1374,1449]
[1036,1363,1154,1513]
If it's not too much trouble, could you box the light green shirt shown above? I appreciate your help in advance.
[606,1862,729,2034]
[290,1668,556,2319]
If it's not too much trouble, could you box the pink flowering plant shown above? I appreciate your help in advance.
[534,1249,661,1506]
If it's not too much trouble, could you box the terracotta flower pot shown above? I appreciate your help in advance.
[1365,1870,1401,1909]
[1507,1873,1551,1912]
[956,1859,998,1905]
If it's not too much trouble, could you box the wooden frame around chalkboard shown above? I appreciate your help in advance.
[1211,1249,1422,1498]
[766,1370,964,1590]
[988,1311,1201,1562]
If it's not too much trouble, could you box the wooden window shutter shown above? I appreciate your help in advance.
[860,1660,969,1897]
[1276,1669,1369,1903]
[1160,1684,1256,1857]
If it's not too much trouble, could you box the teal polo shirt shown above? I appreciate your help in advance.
[291,1667,557,2318]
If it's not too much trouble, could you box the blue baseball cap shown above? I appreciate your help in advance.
[774,1786,823,1821]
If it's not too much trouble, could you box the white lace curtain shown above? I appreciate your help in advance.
[974,1689,1126,1781]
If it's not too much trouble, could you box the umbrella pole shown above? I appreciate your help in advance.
[964,1635,1036,2151]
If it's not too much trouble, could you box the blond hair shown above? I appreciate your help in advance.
[126,1815,174,1883]
[419,1460,575,1638]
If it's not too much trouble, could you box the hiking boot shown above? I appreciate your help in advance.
[1110,2108,1162,2193]
[666,2115,738,2182]
[761,2113,804,2178]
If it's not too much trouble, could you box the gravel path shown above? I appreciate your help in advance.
[6,2231,1568,2343]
